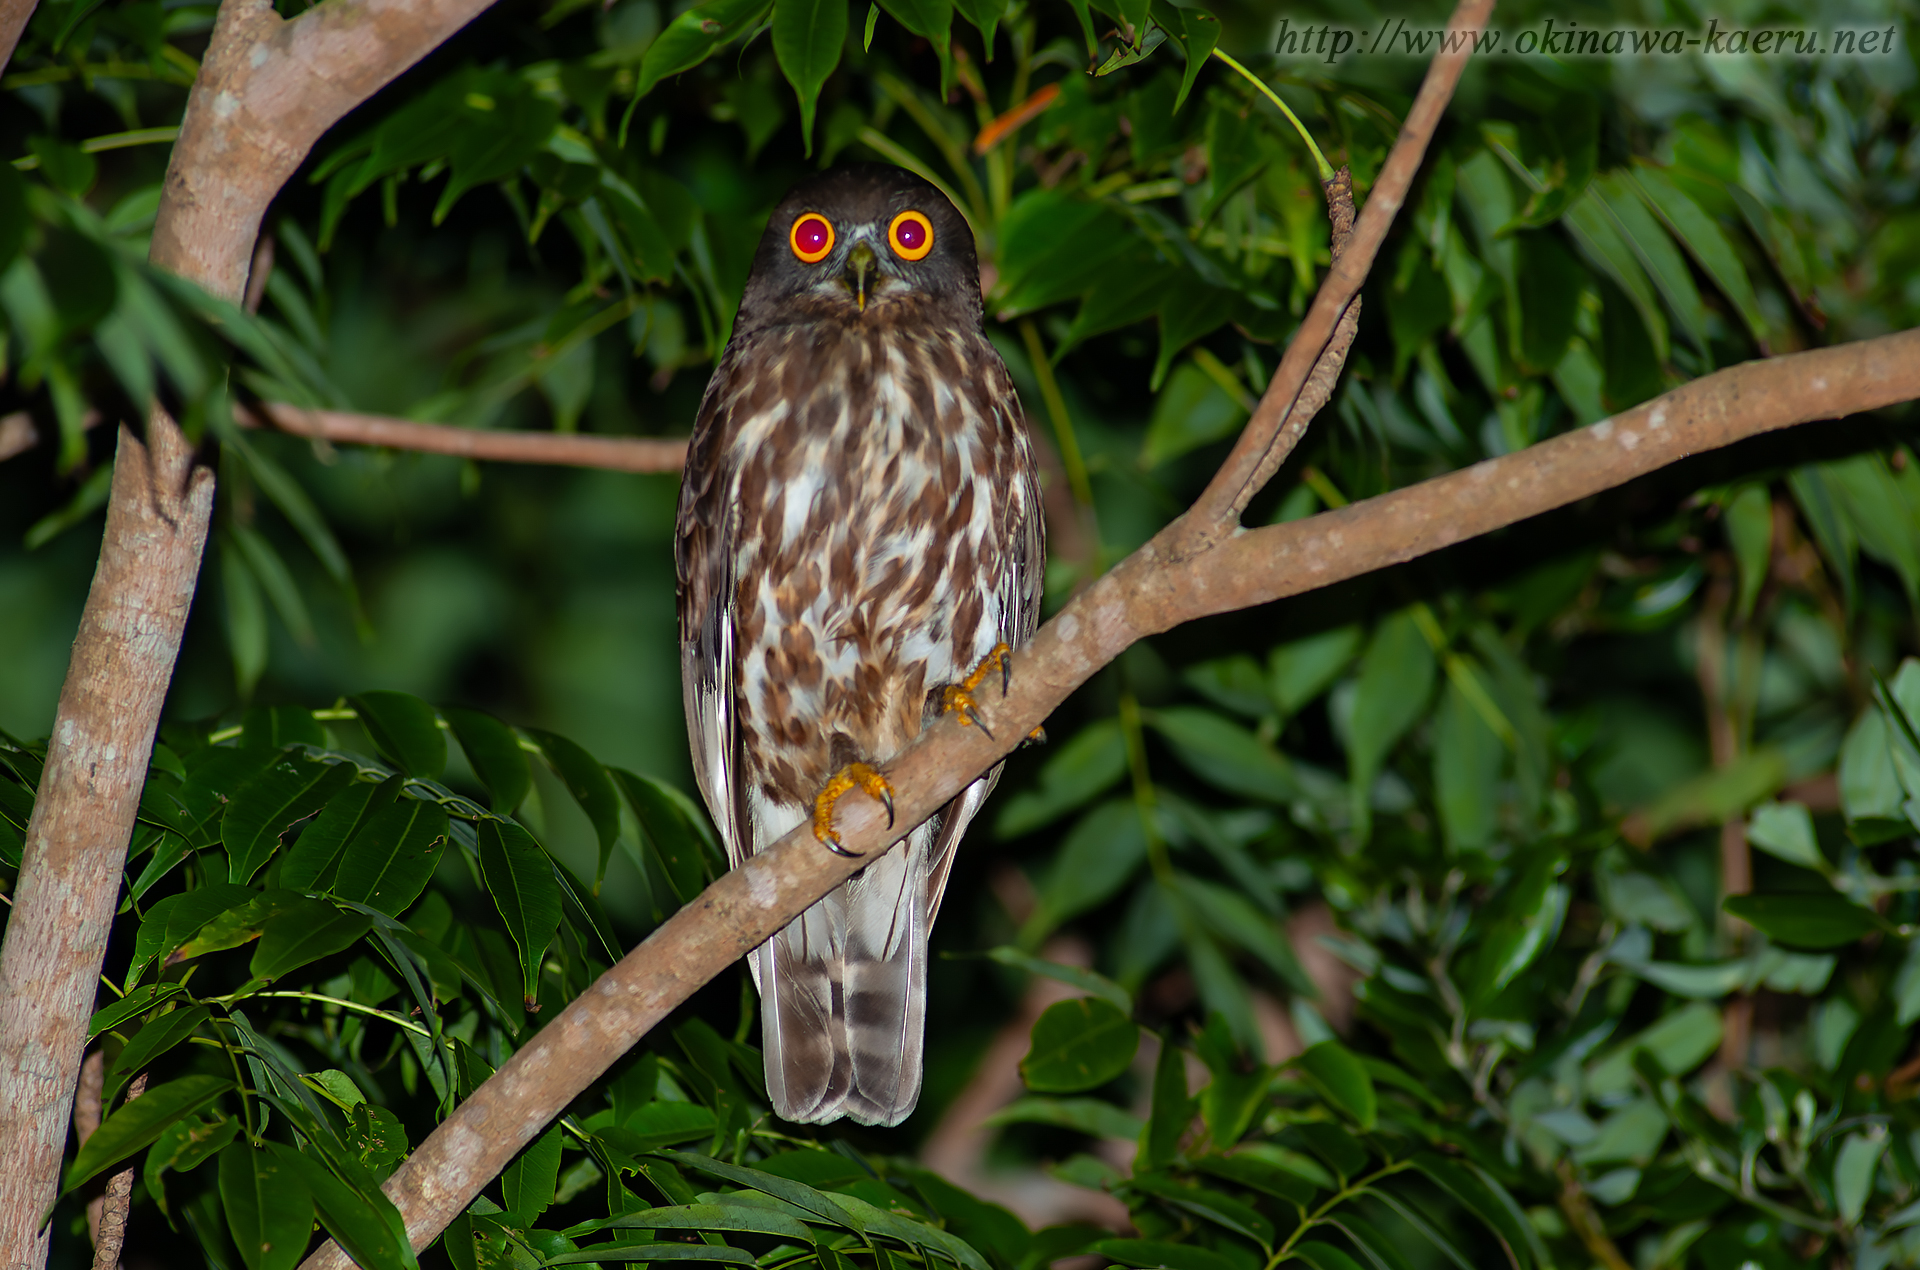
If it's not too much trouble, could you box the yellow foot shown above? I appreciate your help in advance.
[812,762,895,858]
[941,642,1013,738]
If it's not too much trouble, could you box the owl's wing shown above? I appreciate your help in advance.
[922,374,1047,928]
[676,347,751,871]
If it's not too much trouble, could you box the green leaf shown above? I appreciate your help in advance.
[1270,625,1360,715]
[1344,610,1437,842]
[223,756,357,884]
[1125,1176,1274,1251]
[635,0,775,101]
[1092,1239,1240,1270]
[529,729,621,886]
[1746,802,1825,871]
[1153,277,1235,390]
[1020,997,1138,1092]
[263,1142,418,1270]
[982,1096,1144,1140]
[613,767,717,904]
[772,0,845,155]
[1589,171,1710,361]
[1147,706,1295,803]
[145,1113,240,1219]
[443,707,531,813]
[90,982,187,1039]
[1410,1154,1540,1270]
[574,1203,816,1242]
[876,0,953,97]
[105,1005,211,1104]
[1562,188,1669,362]
[281,773,401,892]
[1512,230,1584,373]
[1141,361,1247,469]
[1024,799,1148,941]
[502,1124,565,1222]
[1194,1150,1322,1206]
[478,818,562,1007]
[985,946,1131,1012]
[994,718,1127,837]
[1721,484,1773,620]
[1434,671,1502,853]
[1140,1034,1192,1171]
[953,0,1005,49]
[1629,165,1770,350]
[1160,3,1220,113]
[1835,1130,1889,1226]
[124,883,254,989]
[351,691,446,779]
[1587,1003,1721,1099]
[332,798,449,916]
[173,889,313,962]
[551,1247,757,1266]
[1296,1040,1376,1130]
[221,1142,316,1270]
[65,1074,230,1193]
[1293,1243,1368,1270]
[1724,892,1884,948]
[250,899,375,982]
[241,705,325,751]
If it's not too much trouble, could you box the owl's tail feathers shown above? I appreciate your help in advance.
[757,903,851,1124]
[757,827,933,1127]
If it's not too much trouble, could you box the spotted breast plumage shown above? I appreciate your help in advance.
[675,165,1043,1126]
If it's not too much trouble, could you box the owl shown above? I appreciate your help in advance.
[675,165,1044,1126]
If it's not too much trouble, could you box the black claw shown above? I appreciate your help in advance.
[822,834,865,859]
[878,787,896,829]
[999,652,1012,697]
[966,705,996,740]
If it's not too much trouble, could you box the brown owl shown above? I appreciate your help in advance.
[675,165,1044,1126]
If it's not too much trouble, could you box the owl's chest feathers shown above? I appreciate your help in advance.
[724,324,1016,785]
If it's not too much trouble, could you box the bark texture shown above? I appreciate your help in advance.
[244,404,690,472]
[0,0,504,1261]
[0,421,213,1265]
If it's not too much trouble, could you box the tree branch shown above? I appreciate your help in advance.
[240,403,690,472]
[0,0,38,78]
[295,0,1472,1258]
[0,0,509,1260]
[1169,0,1495,553]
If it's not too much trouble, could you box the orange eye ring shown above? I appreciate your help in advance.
[888,210,934,261]
[790,213,835,264]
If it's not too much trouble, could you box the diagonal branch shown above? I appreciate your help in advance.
[308,318,1920,1265]
[297,0,1472,1258]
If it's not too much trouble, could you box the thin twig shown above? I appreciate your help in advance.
[1173,0,1497,554]
[239,404,689,473]
[91,1073,146,1270]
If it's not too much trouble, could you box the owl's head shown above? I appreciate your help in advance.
[737,165,981,332]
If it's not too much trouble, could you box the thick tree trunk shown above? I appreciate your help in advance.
[0,417,213,1265]
[0,0,501,1262]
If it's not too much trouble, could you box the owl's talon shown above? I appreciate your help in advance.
[943,643,1015,738]
[813,762,894,856]
[1023,725,1047,747]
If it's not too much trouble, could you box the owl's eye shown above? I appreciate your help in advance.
[790,214,835,264]
[888,210,934,261]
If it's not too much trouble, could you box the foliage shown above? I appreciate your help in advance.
[5,0,1920,1267]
